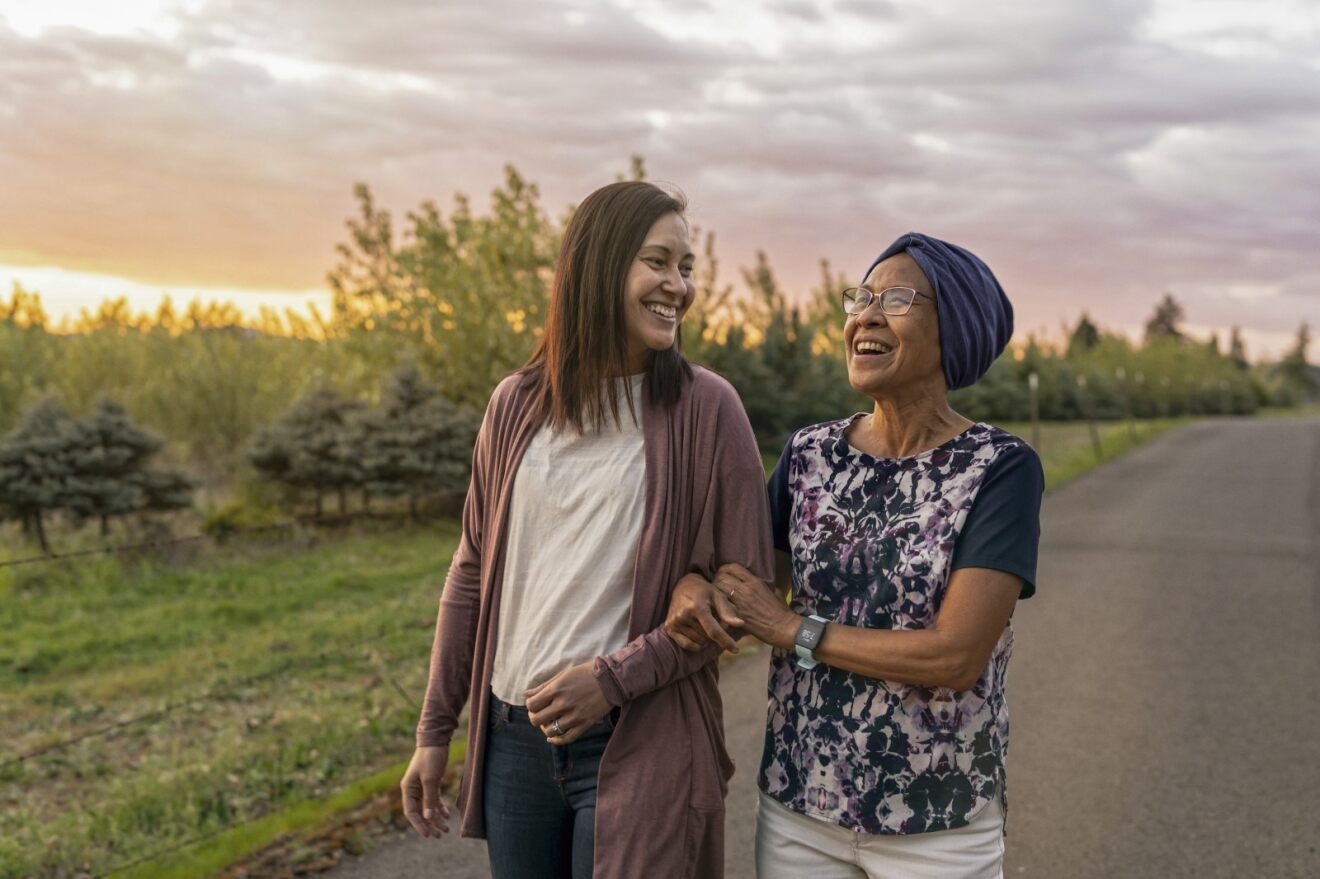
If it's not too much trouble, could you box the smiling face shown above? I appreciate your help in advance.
[622,211,696,372]
[844,252,944,398]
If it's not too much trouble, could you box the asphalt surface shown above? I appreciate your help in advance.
[327,416,1320,878]
[1004,417,1320,878]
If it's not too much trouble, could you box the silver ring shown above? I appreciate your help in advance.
[551,719,564,736]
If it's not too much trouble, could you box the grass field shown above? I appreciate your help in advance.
[995,417,1185,490]
[1257,401,1320,420]
[0,521,459,877]
[2,415,1190,876]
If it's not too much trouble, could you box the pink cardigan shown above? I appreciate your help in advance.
[416,365,775,878]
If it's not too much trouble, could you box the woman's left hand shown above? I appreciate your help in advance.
[714,563,800,651]
[525,661,612,745]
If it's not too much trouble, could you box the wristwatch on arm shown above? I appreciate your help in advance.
[793,615,829,669]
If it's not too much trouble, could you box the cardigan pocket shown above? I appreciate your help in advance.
[681,804,726,878]
[689,733,734,809]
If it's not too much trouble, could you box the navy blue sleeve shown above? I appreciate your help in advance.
[766,436,794,553]
[950,443,1044,599]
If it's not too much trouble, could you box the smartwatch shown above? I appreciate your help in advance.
[793,615,829,669]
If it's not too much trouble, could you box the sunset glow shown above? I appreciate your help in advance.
[1,0,1315,357]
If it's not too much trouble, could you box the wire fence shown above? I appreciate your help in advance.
[1,508,442,877]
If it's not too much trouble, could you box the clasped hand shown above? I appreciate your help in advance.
[665,564,800,653]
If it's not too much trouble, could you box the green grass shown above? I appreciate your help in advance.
[3,415,1195,877]
[993,418,1185,490]
[0,521,460,878]
[115,738,467,879]
[1256,402,1320,420]
[114,761,414,879]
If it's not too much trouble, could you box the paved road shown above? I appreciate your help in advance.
[1005,417,1320,878]
[329,417,1320,878]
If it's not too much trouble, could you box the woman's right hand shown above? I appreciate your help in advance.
[664,573,744,653]
[401,746,452,838]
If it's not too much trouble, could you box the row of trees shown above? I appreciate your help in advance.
[948,299,1314,425]
[1,158,1315,548]
[247,367,478,519]
[0,367,478,553]
[0,286,344,486]
[0,398,194,554]
[322,162,1315,438]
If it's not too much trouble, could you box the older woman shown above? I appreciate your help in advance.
[668,232,1043,878]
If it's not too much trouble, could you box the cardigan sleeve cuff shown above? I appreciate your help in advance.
[594,629,721,707]
[592,655,629,707]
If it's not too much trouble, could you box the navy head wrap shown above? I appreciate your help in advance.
[861,232,1013,391]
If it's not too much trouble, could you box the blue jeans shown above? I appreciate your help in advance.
[483,692,618,879]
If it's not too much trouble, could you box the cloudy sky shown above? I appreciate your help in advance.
[1,0,1316,357]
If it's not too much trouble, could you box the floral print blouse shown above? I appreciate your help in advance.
[759,415,1044,835]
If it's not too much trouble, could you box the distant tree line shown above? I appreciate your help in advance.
[1,156,1315,548]
[947,299,1314,425]
[319,160,1316,438]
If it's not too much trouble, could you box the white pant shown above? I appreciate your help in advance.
[755,792,1005,879]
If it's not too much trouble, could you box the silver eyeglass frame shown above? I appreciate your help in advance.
[841,286,932,316]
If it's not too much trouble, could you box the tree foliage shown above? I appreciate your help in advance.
[1067,313,1101,357]
[63,398,195,536]
[1229,326,1248,369]
[357,365,480,518]
[0,398,80,554]
[327,167,559,408]
[1144,293,1186,342]
[248,386,366,518]
[1,158,1312,543]
[1275,322,1316,399]
[0,396,194,553]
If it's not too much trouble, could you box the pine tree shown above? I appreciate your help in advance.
[0,397,80,555]
[1067,313,1101,357]
[1144,294,1186,343]
[63,399,152,536]
[63,398,195,535]
[248,386,365,517]
[1277,322,1315,397]
[358,365,479,519]
[1228,326,1248,369]
[131,467,195,516]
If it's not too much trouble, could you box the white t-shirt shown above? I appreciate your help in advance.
[490,376,646,705]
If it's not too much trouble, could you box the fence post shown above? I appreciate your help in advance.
[1116,367,1136,441]
[1028,371,1041,452]
[1077,374,1104,462]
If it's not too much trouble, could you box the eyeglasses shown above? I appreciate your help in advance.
[840,286,931,316]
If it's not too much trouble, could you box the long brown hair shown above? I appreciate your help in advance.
[524,181,694,433]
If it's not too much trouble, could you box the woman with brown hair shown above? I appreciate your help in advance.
[400,180,773,878]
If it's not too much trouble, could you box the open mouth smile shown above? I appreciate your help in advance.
[644,302,678,320]
[854,340,894,356]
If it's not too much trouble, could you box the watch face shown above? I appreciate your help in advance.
[801,630,818,644]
